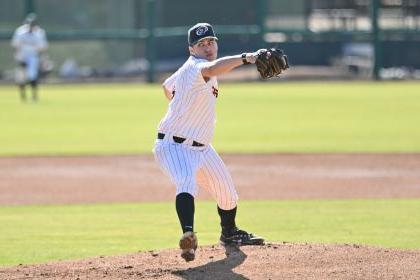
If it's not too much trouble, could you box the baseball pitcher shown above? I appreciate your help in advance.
[153,23,288,262]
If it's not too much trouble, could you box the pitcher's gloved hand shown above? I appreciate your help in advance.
[255,48,290,79]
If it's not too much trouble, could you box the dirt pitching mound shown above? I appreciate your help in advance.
[1,243,419,280]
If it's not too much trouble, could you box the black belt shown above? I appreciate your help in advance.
[157,133,205,147]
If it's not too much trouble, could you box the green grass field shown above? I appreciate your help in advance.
[0,200,419,266]
[1,82,419,267]
[1,81,420,155]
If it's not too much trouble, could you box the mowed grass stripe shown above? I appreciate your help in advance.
[0,199,419,266]
[0,82,420,155]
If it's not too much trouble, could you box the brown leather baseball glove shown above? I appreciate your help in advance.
[256,48,290,79]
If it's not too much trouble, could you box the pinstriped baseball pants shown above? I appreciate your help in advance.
[153,139,238,210]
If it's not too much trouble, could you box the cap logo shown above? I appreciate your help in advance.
[196,26,208,36]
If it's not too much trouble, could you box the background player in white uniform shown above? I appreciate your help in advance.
[11,13,48,102]
[153,23,265,262]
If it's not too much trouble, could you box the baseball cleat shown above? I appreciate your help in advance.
[220,227,264,246]
[179,231,198,262]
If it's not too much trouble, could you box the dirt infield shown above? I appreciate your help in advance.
[1,243,419,279]
[1,153,420,205]
[1,153,420,279]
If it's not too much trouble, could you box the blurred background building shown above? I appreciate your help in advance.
[1,0,420,82]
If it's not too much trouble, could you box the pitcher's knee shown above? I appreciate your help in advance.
[175,181,197,197]
[175,188,196,198]
[218,194,238,210]
[173,174,197,196]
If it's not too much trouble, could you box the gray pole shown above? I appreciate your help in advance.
[145,0,156,83]
[256,0,267,45]
[25,0,36,15]
[304,0,310,32]
[370,0,381,80]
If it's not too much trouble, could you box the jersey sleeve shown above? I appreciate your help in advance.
[11,29,21,48]
[189,59,210,85]
[163,71,178,91]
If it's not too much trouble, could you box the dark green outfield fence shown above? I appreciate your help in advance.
[1,0,420,81]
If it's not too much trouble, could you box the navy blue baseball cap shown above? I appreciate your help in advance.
[188,23,218,46]
[24,13,37,25]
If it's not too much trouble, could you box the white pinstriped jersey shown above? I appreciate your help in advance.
[158,55,219,145]
[11,25,47,61]
[153,54,238,210]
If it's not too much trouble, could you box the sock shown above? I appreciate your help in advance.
[218,206,237,236]
[176,192,195,233]
[30,80,38,101]
[19,84,26,101]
